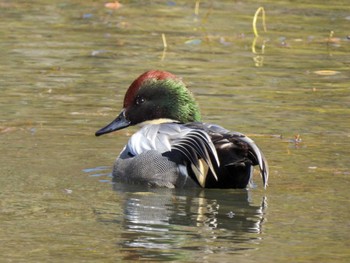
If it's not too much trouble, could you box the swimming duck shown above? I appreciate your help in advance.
[96,70,268,189]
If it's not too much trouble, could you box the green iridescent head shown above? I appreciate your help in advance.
[96,70,201,136]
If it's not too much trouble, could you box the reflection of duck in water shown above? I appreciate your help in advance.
[96,70,268,189]
[108,185,267,260]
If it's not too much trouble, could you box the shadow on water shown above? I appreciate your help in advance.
[102,183,267,261]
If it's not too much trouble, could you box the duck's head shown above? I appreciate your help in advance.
[95,70,201,136]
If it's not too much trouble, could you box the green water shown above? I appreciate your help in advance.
[1,1,349,262]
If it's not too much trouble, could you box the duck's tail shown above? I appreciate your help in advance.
[240,136,269,188]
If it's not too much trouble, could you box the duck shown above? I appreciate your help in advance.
[95,70,268,189]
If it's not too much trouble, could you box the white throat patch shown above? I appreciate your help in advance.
[139,118,179,127]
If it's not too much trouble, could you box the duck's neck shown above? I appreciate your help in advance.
[138,118,180,127]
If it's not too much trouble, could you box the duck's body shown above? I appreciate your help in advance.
[96,70,268,189]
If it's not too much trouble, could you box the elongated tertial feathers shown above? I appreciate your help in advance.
[172,130,220,185]
[185,122,269,188]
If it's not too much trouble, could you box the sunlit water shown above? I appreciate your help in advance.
[1,1,349,262]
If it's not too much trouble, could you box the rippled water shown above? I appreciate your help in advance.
[1,1,349,262]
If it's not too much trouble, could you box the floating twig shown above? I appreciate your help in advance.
[194,0,200,16]
[252,7,267,38]
[161,33,167,49]
[161,33,167,61]
[252,7,268,66]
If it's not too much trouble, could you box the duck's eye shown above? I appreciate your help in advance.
[135,96,145,105]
